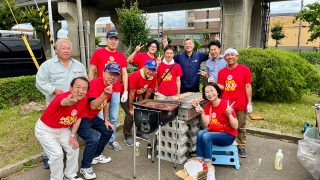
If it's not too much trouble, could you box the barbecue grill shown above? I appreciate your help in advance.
[132,99,180,179]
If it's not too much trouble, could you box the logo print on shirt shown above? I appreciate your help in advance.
[109,56,115,62]
[71,109,78,116]
[225,74,237,91]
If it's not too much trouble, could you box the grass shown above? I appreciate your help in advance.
[0,94,319,168]
[0,102,125,169]
[248,94,320,134]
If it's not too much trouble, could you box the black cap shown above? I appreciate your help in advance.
[106,29,119,39]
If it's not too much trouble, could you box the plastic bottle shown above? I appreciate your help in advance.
[274,149,284,170]
[206,166,216,180]
[147,143,152,159]
[135,142,140,156]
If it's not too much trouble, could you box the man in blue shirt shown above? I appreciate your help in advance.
[172,38,208,93]
[200,40,227,83]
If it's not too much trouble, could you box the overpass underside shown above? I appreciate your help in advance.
[16,0,271,58]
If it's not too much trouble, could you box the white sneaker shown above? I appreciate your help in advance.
[64,176,83,180]
[91,154,112,164]
[80,167,96,180]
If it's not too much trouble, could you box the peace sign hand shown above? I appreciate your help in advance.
[67,94,78,105]
[193,102,204,113]
[103,85,113,96]
[135,43,144,52]
[156,53,162,64]
[226,100,235,116]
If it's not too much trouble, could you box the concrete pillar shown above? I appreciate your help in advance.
[82,6,100,57]
[221,0,254,50]
[58,1,80,58]
[250,0,263,47]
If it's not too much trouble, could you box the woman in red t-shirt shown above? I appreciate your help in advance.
[156,45,183,100]
[127,40,161,70]
[194,82,238,165]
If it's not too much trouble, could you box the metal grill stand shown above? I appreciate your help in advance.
[133,108,179,180]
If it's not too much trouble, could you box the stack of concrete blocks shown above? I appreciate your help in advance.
[156,93,203,164]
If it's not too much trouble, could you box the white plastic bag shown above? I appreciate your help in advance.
[297,127,320,180]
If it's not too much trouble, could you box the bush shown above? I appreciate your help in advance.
[296,51,320,64]
[238,48,320,102]
[0,76,44,109]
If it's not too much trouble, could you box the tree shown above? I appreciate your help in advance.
[193,39,201,50]
[21,6,48,32]
[0,0,22,30]
[0,0,48,32]
[202,31,210,45]
[294,2,320,42]
[271,22,286,49]
[116,1,150,53]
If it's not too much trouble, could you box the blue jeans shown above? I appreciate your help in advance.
[77,116,113,168]
[196,129,235,162]
[98,92,120,142]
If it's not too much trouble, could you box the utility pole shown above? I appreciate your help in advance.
[47,0,55,57]
[297,0,303,51]
[76,0,86,68]
[157,13,163,41]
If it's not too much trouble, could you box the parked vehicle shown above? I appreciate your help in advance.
[0,31,46,78]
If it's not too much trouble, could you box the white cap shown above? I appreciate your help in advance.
[223,48,239,57]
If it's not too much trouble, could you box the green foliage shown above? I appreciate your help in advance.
[193,39,201,50]
[116,1,150,53]
[238,48,320,102]
[202,32,210,45]
[95,37,102,46]
[21,6,48,32]
[0,76,44,109]
[0,0,22,30]
[295,2,320,42]
[296,51,320,64]
[0,0,48,32]
[271,22,286,48]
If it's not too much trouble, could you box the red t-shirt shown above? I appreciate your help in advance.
[218,64,252,111]
[90,48,128,92]
[157,62,183,96]
[124,69,157,98]
[40,92,87,128]
[204,100,237,137]
[132,52,156,70]
[84,77,112,120]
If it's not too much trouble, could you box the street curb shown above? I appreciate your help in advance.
[247,126,303,143]
[0,125,302,178]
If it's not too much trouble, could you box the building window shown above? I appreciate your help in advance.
[207,10,209,19]
[206,22,209,29]
[188,22,194,27]
[97,27,106,33]
[188,11,195,17]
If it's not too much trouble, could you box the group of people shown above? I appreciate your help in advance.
[34,28,252,180]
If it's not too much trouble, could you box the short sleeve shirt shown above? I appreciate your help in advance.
[157,62,183,96]
[132,52,156,70]
[90,48,128,92]
[40,92,87,128]
[128,69,157,98]
[218,64,252,111]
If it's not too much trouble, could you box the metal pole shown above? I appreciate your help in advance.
[133,108,136,179]
[76,0,86,67]
[158,124,161,180]
[157,13,160,41]
[47,0,55,57]
[297,0,303,51]
[86,21,90,68]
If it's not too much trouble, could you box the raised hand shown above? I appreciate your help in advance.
[156,53,162,64]
[67,94,78,105]
[162,35,168,48]
[198,70,207,77]
[135,43,144,52]
[104,85,113,96]
[193,102,204,113]
[226,100,235,116]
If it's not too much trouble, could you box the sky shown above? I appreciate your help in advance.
[36,0,318,38]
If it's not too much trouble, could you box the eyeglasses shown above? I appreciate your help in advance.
[108,72,120,78]
[147,68,156,72]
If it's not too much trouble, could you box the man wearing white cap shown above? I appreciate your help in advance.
[217,48,252,158]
